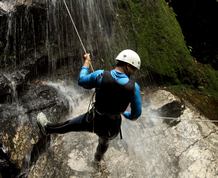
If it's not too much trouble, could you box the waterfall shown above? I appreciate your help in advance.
[44,0,118,71]
[46,80,92,114]
[0,0,125,103]
[0,0,123,76]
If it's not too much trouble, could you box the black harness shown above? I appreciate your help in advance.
[95,71,135,115]
[92,71,135,139]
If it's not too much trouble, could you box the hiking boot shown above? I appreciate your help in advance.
[37,112,49,135]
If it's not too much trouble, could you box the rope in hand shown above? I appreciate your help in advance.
[63,0,94,72]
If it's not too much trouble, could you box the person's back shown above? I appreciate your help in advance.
[94,70,135,115]
[37,49,142,162]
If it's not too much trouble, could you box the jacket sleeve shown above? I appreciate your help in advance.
[78,66,103,89]
[123,83,142,120]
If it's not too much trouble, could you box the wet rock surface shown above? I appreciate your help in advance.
[0,70,29,102]
[28,88,218,178]
[0,83,69,177]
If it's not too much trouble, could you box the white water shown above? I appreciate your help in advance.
[46,80,93,115]
[0,1,15,12]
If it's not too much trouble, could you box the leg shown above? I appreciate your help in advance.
[45,112,93,134]
[94,137,110,162]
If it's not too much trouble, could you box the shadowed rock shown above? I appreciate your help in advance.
[157,100,185,118]
[0,70,29,103]
[157,100,185,126]
[0,143,19,178]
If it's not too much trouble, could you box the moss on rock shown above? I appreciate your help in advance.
[114,0,218,99]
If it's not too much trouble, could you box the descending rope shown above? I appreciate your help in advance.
[63,0,94,72]
[63,0,86,53]
[158,116,218,123]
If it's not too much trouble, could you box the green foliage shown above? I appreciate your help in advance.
[204,66,218,92]
[115,0,218,95]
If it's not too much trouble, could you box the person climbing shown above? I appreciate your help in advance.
[37,49,142,162]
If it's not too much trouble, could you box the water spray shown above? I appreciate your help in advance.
[63,0,94,72]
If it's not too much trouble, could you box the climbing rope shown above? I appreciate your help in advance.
[63,0,86,53]
[63,0,94,72]
[158,116,218,123]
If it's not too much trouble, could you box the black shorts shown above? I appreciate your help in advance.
[88,110,122,139]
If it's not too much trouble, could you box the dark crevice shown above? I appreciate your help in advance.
[0,143,19,178]
[178,129,218,158]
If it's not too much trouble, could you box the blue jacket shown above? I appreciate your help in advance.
[78,66,142,120]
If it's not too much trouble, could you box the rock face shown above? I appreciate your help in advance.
[0,83,69,177]
[27,87,218,178]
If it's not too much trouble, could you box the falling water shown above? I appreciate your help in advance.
[41,0,120,73]
[1,0,126,75]
[3,12,13,65]
[47,0,119,70]
[46,80,93,114]
[2,73,19,103]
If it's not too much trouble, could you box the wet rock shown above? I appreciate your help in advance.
[0,41,4,50]
[0,70,29,103]
[157,100,185,118]
[157,100,185,126]
[0,75,11,100]
[0,1,47,69]
[0,83,69,177]
[21,84,69,123]
[145,90,185,126]
[0,143,19,178]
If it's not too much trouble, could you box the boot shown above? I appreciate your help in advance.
[37,112,50,135]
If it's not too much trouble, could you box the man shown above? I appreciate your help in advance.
[37,49,142,162]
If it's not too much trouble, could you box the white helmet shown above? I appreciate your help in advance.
[115,49,141,70]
